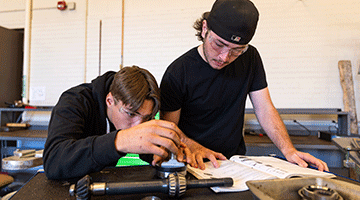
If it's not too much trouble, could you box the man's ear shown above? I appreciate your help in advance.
[106,92,115,107]
[201,20,208,38]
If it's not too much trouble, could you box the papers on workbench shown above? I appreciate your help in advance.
[187,155,336,193]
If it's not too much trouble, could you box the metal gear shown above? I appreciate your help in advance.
[168,173,186,197]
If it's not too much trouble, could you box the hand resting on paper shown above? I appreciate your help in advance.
[284,149,329,172]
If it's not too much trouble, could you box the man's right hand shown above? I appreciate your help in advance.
[114,120,184,160]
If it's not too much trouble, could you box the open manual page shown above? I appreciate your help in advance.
[187,155,336,193]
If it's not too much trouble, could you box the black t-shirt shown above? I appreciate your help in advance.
[160,45,267,158]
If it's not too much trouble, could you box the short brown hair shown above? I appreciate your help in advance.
[109,65,160,119]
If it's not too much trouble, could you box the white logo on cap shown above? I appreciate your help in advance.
[231,35,241,42]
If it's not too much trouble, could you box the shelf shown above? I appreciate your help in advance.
[245,108,350,136]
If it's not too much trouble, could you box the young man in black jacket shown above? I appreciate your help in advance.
[43,66,194,180]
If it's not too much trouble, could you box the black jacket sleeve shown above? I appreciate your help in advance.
[43,90,124,180]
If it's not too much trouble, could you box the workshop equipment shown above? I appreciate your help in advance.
[2,149,43,170]
[298,184,343,200]
[333,137,360,181]
[155,153,186,179]
[246,177,360,200]
[69,173,233,200]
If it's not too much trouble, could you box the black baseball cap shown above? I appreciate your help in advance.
[206,0,259,44]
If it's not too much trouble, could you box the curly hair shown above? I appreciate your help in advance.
[193,12,210,42]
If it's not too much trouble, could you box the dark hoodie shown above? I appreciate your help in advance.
[43,71,126,179]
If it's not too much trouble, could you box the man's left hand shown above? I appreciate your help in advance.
[284,150,329,172]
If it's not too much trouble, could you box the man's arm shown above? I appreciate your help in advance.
[249,87,329,171]
[44,102,193,179]
[160,109,226,169]
[43,101,123,180]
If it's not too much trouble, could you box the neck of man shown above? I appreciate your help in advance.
[197,44,209,63]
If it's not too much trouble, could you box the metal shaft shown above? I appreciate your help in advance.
[103,177,233,195]
[105,179,169,195]
[187,177,233,189]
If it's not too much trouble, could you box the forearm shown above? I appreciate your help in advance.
[250,88,296,156]
[256,106,296,156]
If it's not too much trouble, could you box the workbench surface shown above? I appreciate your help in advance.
[10,165,254,200]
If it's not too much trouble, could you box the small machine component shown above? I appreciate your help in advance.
[155,153,187,179]
[298,185,343,200]
[69,173,233,200]
[317,131,333,142]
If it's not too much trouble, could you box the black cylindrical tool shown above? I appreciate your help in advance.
[69,173,233,200]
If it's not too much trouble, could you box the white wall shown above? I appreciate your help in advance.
[0,0,359,118]
[251,0,360,110]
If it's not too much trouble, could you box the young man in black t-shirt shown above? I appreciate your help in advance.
[160,0,329,172]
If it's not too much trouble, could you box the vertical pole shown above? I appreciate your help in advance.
[23,0,33,104]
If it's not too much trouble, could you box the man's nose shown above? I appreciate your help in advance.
[218,50,231,62]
